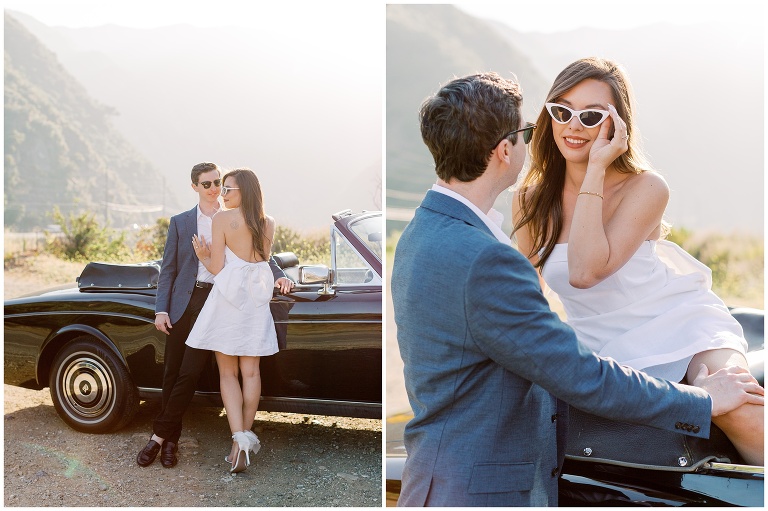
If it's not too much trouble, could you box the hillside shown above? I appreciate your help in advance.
[4,13,178,230]
[386,4,550,232]
[7,8,382,230]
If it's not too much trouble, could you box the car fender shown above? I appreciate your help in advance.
[37,324,126,387]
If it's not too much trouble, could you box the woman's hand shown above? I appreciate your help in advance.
[274,277,294,294]
[588,103,629,169]
[192,234,211,263]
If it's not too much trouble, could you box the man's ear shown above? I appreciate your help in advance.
[495,139,512,165]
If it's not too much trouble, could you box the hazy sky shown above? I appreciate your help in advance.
[3,0,384,229]
[2,0,378,29]
[10,0,761,31]
[1,1,382,96]
[456,0,763,32]
[1,1,381,81]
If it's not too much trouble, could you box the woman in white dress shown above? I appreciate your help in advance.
[187,168,281,473]
[512,57,763,465]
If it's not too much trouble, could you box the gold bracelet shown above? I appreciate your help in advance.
[578,191,604,200]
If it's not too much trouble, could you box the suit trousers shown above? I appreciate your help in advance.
[153,286,212,443]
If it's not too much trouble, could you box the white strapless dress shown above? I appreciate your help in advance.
[541,240,747,382]
[186,246,278,357]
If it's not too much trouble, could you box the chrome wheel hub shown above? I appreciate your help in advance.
[58,353,114,420]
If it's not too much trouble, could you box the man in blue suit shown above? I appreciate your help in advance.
[391,73,763,506]
[136,162,293,468]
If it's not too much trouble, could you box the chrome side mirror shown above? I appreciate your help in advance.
[298,265,334,295]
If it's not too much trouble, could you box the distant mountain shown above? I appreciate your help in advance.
[4,12,178,230]
[7,9,381,230]
[388,5,763,235]
[386,4,550,232]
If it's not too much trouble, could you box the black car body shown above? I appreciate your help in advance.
[386,308,764,506]
[5,210,382,433]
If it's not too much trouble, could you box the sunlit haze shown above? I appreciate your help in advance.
[4,0,361,29]
[456,0,763,33]
[2,0,380,78]
[4,0,383,230]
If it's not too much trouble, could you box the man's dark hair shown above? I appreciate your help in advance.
[419,72,523,182]
[191,162,220,184]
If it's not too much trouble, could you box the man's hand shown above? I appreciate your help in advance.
[693,364,764,417]
[275,277,294,294]
[155,313,172,335]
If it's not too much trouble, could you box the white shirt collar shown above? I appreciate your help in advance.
[431,184,511,246]
[197,203,220,219]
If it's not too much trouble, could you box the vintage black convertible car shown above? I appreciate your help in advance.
[386,308,764,506]
[5,210,382,433]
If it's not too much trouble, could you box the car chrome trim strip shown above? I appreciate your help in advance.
[137,389,382,419]
[5,311,153,323]
[136,389,380,407]
[290,284,381,289]
[706,462,764,474]
[273,320,381,324]
[564,454,721,473]
[6,312,380,324]
[260,396,381,407]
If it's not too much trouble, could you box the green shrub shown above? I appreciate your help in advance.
[44,208,330,268]
[133,217,170,261]
[666,227,763,307]
[133,221,328,265]
[47,207,130,262]
[271,225,329,265]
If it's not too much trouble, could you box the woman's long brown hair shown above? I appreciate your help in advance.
[224,168,269,261]
[513,57,653,269]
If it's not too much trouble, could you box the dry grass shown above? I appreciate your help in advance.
[4,252,85,300]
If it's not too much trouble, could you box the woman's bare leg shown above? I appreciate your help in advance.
[216,352,244,462]
[238,356,262,432]
[687,348,764,465]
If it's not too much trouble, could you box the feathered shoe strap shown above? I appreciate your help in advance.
[231,431,252,451]
[244,430,261,455]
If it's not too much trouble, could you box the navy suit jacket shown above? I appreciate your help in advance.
[391,191,712,507]
[155,205,286,324]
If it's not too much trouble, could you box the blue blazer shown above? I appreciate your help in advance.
[391,191,712,507]
[155,205,286,324]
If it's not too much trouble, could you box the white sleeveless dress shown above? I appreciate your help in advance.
[186,246,278,357]
[541,240,747,382]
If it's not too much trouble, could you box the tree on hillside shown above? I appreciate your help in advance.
[3,13,178,231]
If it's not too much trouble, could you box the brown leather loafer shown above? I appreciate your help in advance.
[137,439,162,467]
[161,440,178,468]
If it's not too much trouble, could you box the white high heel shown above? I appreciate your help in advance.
[244,430,261,456]
[230,431,251,474]
[225,431,261,465]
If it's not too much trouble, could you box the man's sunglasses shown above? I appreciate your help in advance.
[221,186,240,196]
[491,122,537,150]
[545,103,609,128]
[196,179,221,189]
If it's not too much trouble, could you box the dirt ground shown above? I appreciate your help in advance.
[3,254,382,507]
[3,386,382,507]
[3,253,85,301]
